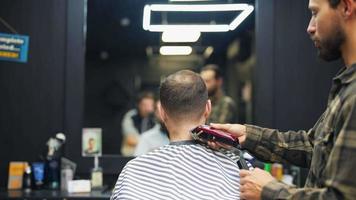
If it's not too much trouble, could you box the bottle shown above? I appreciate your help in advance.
[23,165,32,193]
[264,163,272,173]
[47,157,60,189]
[271,163,284,181]
[61,166,73,191]
[290,166,301,186]
[32,162,45,190]
[91,156,103,189]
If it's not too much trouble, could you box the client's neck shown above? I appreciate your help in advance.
[166,118,205,142]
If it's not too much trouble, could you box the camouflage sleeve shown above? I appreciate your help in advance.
[242,125,313,168]
[255,95,356,200]
[219,97,237,123]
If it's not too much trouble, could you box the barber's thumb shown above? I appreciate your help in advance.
[240,169,250,177]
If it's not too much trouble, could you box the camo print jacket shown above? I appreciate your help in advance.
[243,64,356,199]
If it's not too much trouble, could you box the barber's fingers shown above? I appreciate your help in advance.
[207,141,219,150]
[240,177,247,185]
[210,123,246,139]
[240,183,257,200]
[215,141,232,149]
[240,188,251,200]
[240,184,249,199]
[240,184,246,193]
[240,169,251,178]
[240,169,252,185]
[207,141,232,150]
[206,141,223,149]
[210,123,232,132]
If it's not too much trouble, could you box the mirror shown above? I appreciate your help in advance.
[84,0,256,156]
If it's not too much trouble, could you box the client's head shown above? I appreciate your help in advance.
[159,70,211,129]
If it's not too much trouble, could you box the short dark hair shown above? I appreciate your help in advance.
[137,91,154,104]
[160,70,208,120]
[201,64,222,79]
[328,0,341,8]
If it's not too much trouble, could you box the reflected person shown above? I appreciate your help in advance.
[121,91,156,156]
[134,100,169,156]
[200,64,237,123]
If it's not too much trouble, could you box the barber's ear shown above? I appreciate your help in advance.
[204,100,212,118]
[158,103,167,122]
[341,0,355,18]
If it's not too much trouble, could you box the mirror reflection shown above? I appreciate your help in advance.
[84,0,256,156]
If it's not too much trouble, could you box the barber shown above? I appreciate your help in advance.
[210,0,356,199]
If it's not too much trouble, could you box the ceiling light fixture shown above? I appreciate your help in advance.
[159,46,193,55]
[162,30,201,43]
[150,25,229,32]
[143,4,254,32]
[149,4,249,12]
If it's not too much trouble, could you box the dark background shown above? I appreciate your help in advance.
[0,0,341,188]
[254,0,340,129]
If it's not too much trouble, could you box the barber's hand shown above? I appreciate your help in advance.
[240,168,275,200]
[207,123,247,150]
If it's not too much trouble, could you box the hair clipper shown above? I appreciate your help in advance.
[191,125,249,169]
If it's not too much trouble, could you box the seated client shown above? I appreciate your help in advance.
[111,70,246,200]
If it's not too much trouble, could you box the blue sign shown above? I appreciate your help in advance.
[0,33,29,63]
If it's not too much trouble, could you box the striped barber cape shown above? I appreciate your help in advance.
[111,140,244,200]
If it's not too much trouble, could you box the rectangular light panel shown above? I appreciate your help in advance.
[143,4,254,32]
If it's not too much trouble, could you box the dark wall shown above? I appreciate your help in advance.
[0,0,85,187]
[254,0,341,130]
[84,59,142,155]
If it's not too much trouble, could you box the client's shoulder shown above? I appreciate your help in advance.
[126,145,171,164]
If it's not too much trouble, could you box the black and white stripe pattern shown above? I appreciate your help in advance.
[111,141,245,200]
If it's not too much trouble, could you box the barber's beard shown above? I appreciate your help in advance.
[208,86,218,97]
[317,24,345,62]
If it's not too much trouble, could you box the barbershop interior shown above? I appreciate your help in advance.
[0,0,349,199]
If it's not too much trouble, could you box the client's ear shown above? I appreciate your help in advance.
[158,103,168,123]
[204,100,212,119]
